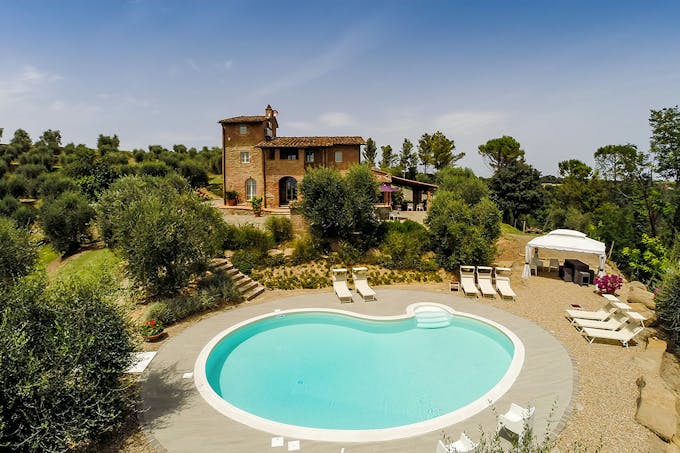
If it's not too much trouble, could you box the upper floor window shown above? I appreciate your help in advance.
[268,149,276,160]
[335,151,343,162]
[280,149,298,160]
[305,151,315,163]
[240,151,250,163]
[239,125,248,135]
[245,178,257,201]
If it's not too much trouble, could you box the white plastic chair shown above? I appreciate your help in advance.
[435,432,478,452]
[449,432,478,452]
[497,403,535,441]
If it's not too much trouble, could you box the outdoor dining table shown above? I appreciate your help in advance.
[564,258,591,285]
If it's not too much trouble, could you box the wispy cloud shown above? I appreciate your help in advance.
[0,65,62,103]
[254,22,379,97]
[286,120,315,131]
[187,58,200,72]
[319,112,355,127]
[433,111,506,134]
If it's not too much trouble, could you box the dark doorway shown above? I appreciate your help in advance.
[279,177,298,206]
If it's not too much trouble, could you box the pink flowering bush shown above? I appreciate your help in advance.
[594,274,623,294]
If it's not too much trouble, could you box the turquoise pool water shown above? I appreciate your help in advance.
[205,312,514,430]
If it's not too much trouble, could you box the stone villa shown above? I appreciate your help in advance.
[219,105,365,209]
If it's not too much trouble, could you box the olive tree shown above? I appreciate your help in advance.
[97,175,225,295]
[299,165,380,248]
[39,191,95,255]
[426,171,501,271]
[299,167,351,240]
[0,274,136,451]
[0,217,37,284]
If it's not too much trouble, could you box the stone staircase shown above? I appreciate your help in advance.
[210,258,266,301]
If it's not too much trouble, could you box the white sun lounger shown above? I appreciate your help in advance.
[352,267,376,302]
[565,302,618,322]
[572,311,629,332]
[459,265,479,298]
[494,267,516,301]
[476,266,496,298]
[332,268,353,303]
[581,321,645,348]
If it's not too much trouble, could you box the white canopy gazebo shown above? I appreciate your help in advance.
[522,229,606,279]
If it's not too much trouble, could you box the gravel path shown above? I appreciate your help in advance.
[481,273,665,452]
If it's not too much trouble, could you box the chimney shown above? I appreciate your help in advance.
[265,104,273,118]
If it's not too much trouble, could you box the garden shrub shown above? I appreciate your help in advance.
[198,268,241,302]
[7,173,32,198]
[227,224,274,252]
[133,149,147,162]
[0,194,19,217]
[0,217,37,285]
[264,215,293,243]
[655,265,680,347]
[622,233,671,287]
[231,249,269,275]
[37,173,78,198]
[0,274,136,452]
[12,205,37,229]
[379,220,430,269]
[137,160,171,177]
[338,241,362,265]
[179,160,209,187]
[144,282,235,326]
[15,163,48,179]
[101,151,130,166]
[39,191,95,255]
[290,235,321,264]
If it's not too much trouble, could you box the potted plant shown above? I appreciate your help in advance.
[251,196,263,216]
[140,319,165,342]
[225,190,239,206]
[594,273,623,295]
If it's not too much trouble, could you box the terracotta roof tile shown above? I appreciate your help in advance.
[257,136,365,148]
[218,115,268,124]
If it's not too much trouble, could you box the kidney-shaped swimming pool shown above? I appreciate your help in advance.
[194,304,524,442]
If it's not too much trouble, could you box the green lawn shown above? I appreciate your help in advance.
[36,244,59,271]
[501,223,524,235]
[56,248,122,281]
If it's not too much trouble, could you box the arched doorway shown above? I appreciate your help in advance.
[278,177,297,206]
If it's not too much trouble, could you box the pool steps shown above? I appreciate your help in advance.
[414,307,452,328]
[210,258,265,301]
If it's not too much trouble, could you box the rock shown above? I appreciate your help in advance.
[661,353,680,398]
[635,338,667,374]
[628,302,658,326]
[636,374,678,442]
[668,441,680,453]
[630,280,649,291]
[627,285,657,310]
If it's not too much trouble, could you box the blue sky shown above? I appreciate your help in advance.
[1,1,679,176]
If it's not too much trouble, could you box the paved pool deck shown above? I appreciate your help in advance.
[140,289,574,452]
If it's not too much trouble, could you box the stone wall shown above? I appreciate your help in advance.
[224,145,264,202]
